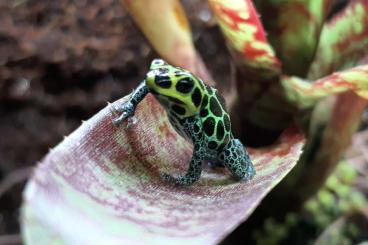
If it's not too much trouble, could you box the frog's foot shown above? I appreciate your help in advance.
[220,139,256,181]
[160,173,198,186]
[127,116,137,126]
[111,101,135,125]
[111,102,126,113]
[112,112,129,125]
[161,153,203,186]
[160,173,178,184]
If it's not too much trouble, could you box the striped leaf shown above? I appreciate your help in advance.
[309,0,368,79]
[208,0,281,79]
[22,95,304,244]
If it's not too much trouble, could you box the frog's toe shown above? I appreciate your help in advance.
[127,116,138,126]
[161,172,198,186]
[112,112,128,125]
[111,102,136,126]
[112,103,124,113]
[160,172,177,183]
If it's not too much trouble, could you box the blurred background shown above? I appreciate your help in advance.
[0,0,229,240]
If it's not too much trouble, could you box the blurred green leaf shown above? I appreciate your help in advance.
[255,0,332,76]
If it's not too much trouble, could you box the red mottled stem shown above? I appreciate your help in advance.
[208,0,281,79]
[309,0,368,79]
[121,0,213,84]
[208,0,284,137]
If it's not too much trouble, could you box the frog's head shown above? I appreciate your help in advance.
[146,59,204,117]
[145,59,176,90]
[146,59,193,93]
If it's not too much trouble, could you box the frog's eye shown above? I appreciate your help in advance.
[152,59,167,66]
[155,76,172,88]
[176,77,194,93]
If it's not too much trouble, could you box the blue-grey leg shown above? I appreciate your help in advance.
[219,139,255,181]
[161,154,203,186]
[113,80,149,125]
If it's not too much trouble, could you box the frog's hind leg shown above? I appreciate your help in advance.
[161,154,203,186]
[219,139,255,181]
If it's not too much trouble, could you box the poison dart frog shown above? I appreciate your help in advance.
[113,59,255,186]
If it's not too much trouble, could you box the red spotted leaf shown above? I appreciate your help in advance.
[22,96,304,244]
[208,0,281,79]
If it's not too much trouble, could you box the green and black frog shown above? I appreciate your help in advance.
[113,59,255,186]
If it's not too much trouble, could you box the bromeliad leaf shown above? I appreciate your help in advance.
[208,0,281,78]
[309,0,368,79]
[254,0,331,76]
[121,0,213,84]
[282,65,368,108]
[22,95,304,244]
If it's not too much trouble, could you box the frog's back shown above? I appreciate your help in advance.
[199,86,232,151]
[113,58,255,185]
[145,59,232,151]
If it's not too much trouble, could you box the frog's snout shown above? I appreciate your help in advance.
[144,70,152,87]
[146,69,160,84]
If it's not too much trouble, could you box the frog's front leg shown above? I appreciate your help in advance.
[113,81,149,125]
[161,153,203,186]
[220,139,256,181]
